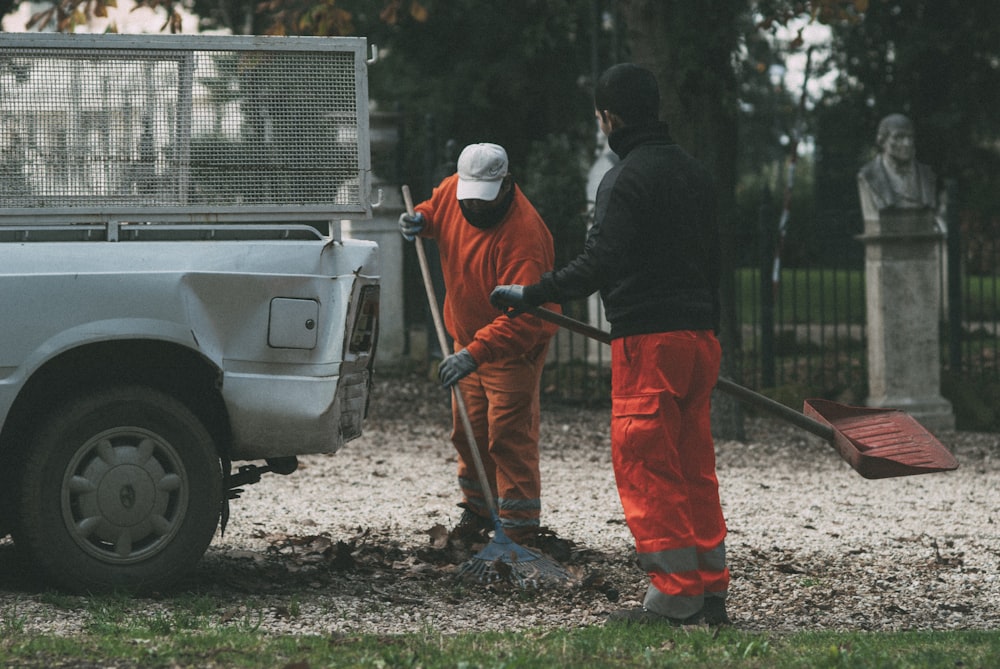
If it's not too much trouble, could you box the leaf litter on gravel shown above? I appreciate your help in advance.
[243,521,619,601]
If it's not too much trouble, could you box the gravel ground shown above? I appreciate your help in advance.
[1,371,998,636]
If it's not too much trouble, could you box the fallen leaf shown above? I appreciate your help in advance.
[427,523,449,549]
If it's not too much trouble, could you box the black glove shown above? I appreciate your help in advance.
[398,212,425,241]
[438,349,477,387]
[490,284,529,317]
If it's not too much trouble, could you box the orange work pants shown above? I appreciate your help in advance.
[451,344,548,536]
[611,330,728,619]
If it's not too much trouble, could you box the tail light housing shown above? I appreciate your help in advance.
[348,284,379,355]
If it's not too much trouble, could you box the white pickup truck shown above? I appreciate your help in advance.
[0,33,379,593]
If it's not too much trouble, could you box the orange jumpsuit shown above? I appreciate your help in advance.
[415,174,558,536]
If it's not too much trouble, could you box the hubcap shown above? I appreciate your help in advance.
[62,428,187,564]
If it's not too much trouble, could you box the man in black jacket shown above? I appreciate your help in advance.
[491,63,729,626]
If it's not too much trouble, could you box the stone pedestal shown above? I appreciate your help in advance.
[858,208,954,431]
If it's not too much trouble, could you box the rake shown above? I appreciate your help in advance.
[401,185,572,588]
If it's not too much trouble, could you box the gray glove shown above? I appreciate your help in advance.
[398,212,425,241]
[438,349,477,387]
[490,284,528,317]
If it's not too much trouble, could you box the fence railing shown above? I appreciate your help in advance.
[941,180,1000,382]
[732,265,867,398]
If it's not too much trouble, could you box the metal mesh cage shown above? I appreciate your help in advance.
[0,34,371,222]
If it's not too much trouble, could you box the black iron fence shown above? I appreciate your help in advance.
[944,181,1000,383]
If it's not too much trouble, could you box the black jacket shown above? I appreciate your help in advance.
[526,122,720,338]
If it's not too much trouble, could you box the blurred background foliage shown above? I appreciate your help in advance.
[7,0,999,273]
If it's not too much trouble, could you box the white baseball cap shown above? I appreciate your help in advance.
[456,143,509,201]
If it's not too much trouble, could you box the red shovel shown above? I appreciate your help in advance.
[503,303,959,480]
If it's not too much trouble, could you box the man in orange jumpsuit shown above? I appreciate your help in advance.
[399,143,559,544]
[491,64,730,626]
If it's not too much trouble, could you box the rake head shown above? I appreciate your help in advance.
[456,522,572,589]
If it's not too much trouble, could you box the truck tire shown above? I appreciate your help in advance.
[15,385,222,593]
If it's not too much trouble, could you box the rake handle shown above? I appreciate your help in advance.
[512,303,837,443]
[402,186,500,520]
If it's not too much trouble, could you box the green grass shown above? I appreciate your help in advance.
[736,267,1000,324]
[964,274,1000,320]
[736,267,866,324]
[2,613,999,669]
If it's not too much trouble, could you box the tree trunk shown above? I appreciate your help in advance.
[619,0,746,440]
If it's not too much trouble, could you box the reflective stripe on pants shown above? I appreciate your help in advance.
[611,330,728,619]
[452,344,547,534]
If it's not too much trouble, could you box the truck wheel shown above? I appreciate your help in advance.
[16,385,222,593]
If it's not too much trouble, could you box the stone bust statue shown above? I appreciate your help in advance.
[857,113,937,220]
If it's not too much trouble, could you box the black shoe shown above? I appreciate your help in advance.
[702,597,731,626]
[606,607,700,626]
[449,505,492,542]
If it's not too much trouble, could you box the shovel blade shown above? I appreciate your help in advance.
[803,399,959,479]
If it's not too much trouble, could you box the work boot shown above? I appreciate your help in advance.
[606,607,701,626]
[701,597,732,626]
[449,505,491,542]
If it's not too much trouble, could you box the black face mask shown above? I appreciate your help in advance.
[459,183,515,229]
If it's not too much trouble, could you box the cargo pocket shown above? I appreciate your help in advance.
[611,393,662,462]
